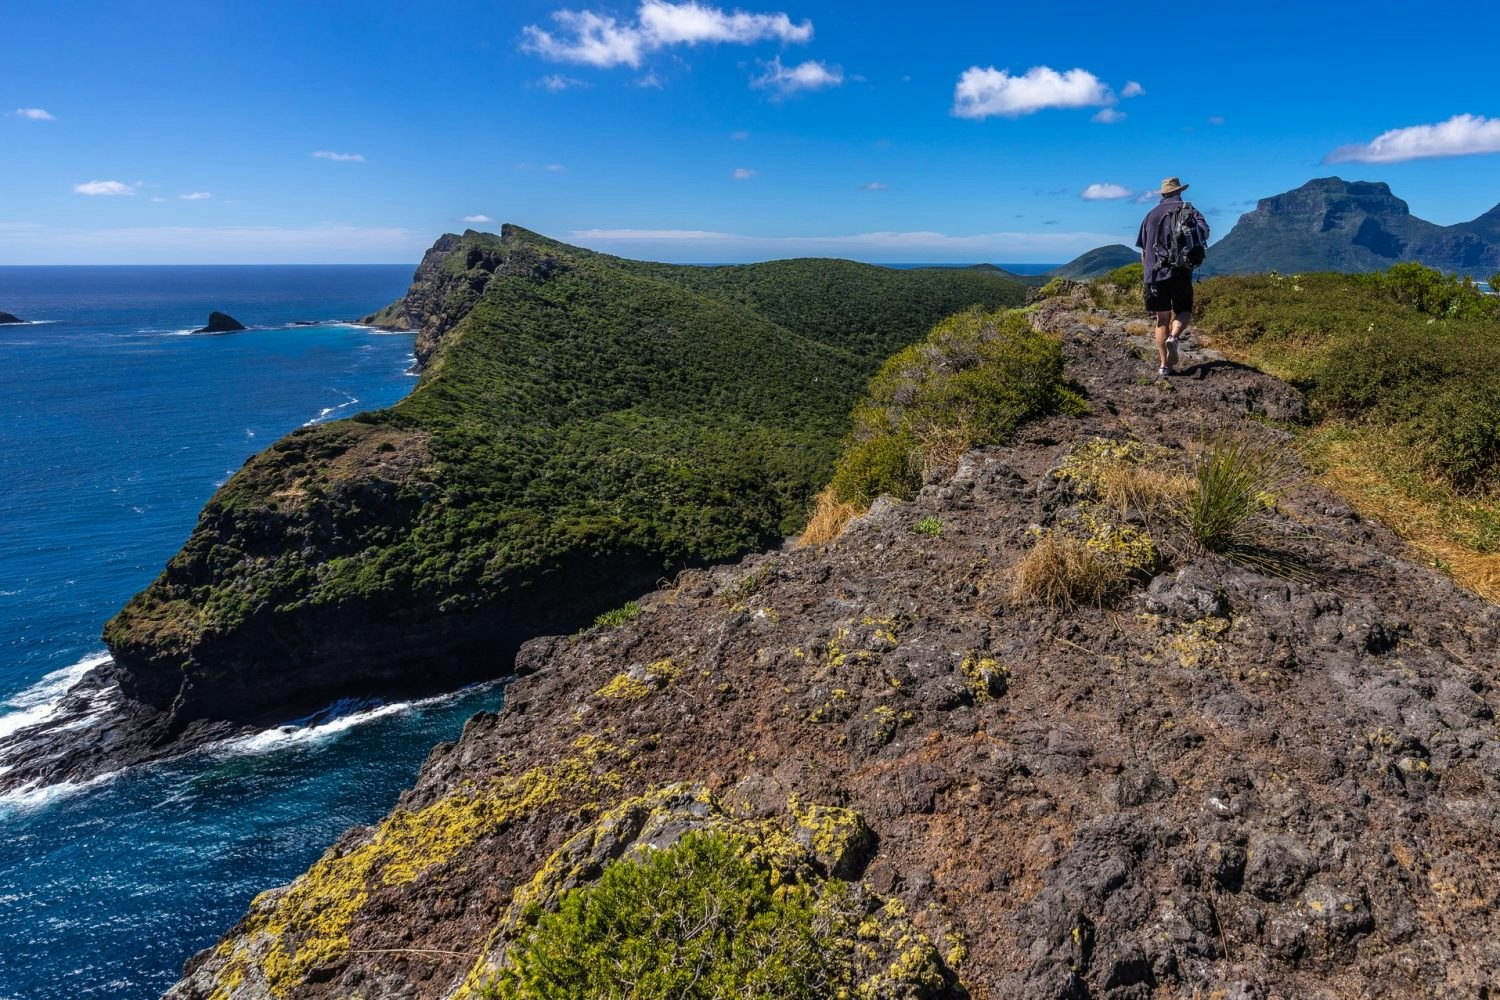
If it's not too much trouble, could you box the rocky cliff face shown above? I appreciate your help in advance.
[1205,177,1500,276]
[0,227,1027,795]
[167,295,1500,1000]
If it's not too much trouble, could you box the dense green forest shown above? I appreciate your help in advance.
[107,228,1027,694]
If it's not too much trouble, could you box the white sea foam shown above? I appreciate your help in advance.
[0,768,123,814]
[212,682,500,759]
[0,654,110,742]
[302,392,360,427]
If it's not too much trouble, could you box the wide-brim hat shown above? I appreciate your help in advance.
[1160,176,1189,195]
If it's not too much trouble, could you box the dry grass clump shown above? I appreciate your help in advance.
[1011,532,1132,608]
[798,487,861,547]
[1094,461,1193,519]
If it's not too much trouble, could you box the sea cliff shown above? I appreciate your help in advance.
[0,226,1026,791]
[167,287,1500,999]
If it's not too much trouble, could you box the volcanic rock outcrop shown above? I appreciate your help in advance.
[195,311,247,333]
[168,293,1500,999]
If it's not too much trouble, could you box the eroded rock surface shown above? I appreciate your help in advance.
[168,299,1500,999]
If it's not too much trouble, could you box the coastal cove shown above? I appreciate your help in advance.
[0,265,509,999]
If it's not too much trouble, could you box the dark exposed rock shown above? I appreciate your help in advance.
[194,311,247,333]
[104,290,1500,998]
[1204,177,1500,277]
[0,310,24,324]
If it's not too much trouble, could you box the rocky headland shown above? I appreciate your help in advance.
[0,226,1027,794]
[166,289,1499,999]
[0,310,24,325]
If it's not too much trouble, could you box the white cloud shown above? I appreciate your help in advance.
[74,180,140,196]
[1081,183,1132,200]
[861,181,889,191]
[462,214,495,223]
[535,73,588,91]
[179,192,212,201]
[151,196,169,203]
[522,1,812,68]
[311,150,365,162]
[1134,190,1160,204]
[14,108,56,121]
[1207,115,1225,126]
[732,167,757,180]
[752,56,843,95]
[1325,114,1500,164]
[546,163,567,172]
[1092,108,1125,124]
[952,65,1115,119]
[1121,81,1145,98]
[635,71,664,88]
[730,130,750,140]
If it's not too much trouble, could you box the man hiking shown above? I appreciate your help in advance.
[1136,176,1209,377]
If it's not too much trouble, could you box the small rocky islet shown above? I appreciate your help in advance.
[194,310,248,333]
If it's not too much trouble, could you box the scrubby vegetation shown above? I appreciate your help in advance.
[482,831,844,999]
[1197,266,1500,596]
[826,308,1082,507]
[107,227,1027,691]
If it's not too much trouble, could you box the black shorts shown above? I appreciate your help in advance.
[1145,269,1194,314]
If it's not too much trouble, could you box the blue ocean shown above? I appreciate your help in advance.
[0,267,507,1000]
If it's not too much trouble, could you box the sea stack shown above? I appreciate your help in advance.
[0,310,24,325]
[195,311,247,333]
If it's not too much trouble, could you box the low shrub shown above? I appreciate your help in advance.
[484,831,840,999]
[826,308,1077,506]
[1408,377,1500,492]
[593,600,640,627]
[1105,261,1144,289]
[1371,262,1494,320]
[912,516,943,537]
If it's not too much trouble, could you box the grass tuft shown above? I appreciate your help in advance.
[798,487,860,547]
[1175,433,1298,556]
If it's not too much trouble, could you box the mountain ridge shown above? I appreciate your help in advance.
[1204,177,1500,276]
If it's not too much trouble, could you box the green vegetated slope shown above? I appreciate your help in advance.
[1196,264,1500,596]
[104,226,1027,721]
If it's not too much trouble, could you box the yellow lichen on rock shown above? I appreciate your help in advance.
[213,735,628,998]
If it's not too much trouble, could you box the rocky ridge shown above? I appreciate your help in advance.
[1204,177,1500,277]
[169,294,1500,999]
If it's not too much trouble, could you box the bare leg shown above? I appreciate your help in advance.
[1172,310,1191,340]
[1154,310,1172,368]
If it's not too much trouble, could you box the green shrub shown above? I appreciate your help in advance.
[1105,262,1144,288]
[912,516,943,537]
[828,309,1073,505]
[1409,377,1500,491]
[593,600,640,627]
[1035,276,1069,299]
[484,831,843,999]
[1371,262,1494,319]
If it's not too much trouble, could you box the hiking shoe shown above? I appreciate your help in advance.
[1165,336,1180,368]
[1158,365,1176,377]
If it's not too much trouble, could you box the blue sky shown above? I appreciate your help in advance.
[3,0,1499,264]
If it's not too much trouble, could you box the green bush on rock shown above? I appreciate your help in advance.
[828,308,1081,505]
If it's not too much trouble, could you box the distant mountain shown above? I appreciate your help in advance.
[1203,177,1500,277]
[1047,244,1138,280]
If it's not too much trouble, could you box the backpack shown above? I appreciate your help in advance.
[1158,202,1210,271]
